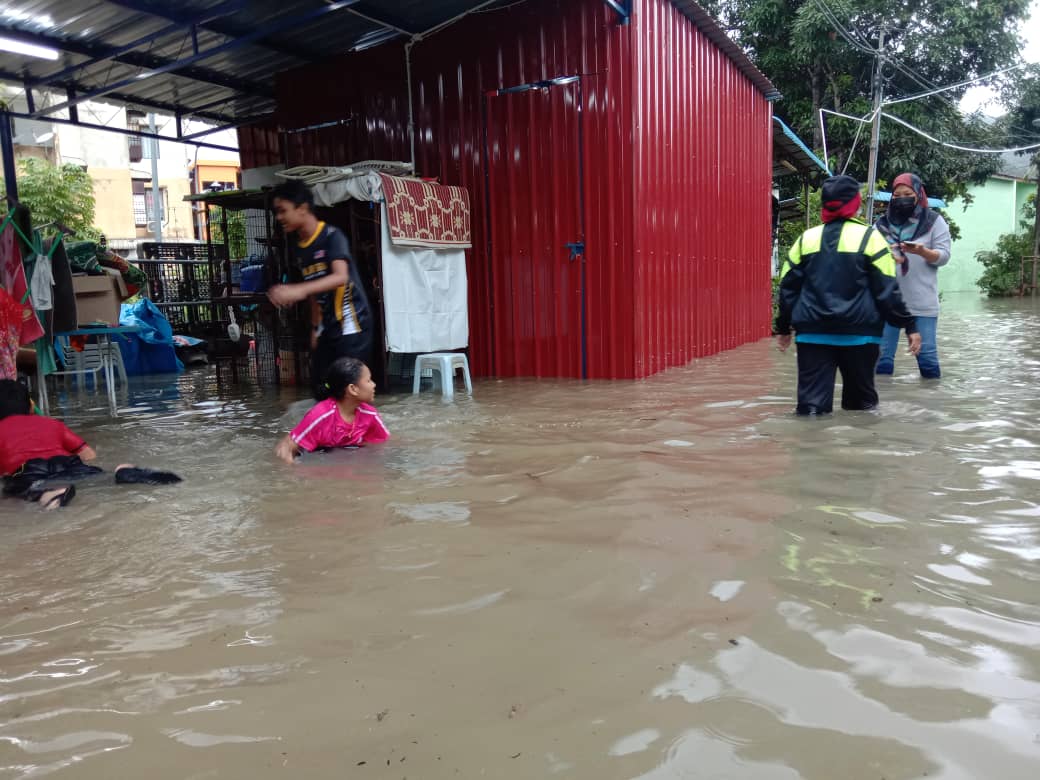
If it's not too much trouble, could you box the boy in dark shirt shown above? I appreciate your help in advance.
[267,181,374,400]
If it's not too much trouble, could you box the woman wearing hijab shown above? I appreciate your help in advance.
[874,173,952,378]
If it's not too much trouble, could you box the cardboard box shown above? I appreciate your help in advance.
[101,267,129,298]
[72,275,122,326]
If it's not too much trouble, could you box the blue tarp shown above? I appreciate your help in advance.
[118,300,184,376]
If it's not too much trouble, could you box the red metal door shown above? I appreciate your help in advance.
[485,79,586,378]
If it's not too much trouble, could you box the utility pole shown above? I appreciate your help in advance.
[864,28,886,223]
[1032,147,1040,295]
[148,113,163,243]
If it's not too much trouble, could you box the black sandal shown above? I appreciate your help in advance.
[114,467,182,485]
[41,485,75,509]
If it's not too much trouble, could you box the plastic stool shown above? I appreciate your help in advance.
[412,353,473,399]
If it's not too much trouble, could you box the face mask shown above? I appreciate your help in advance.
[889,196,917,220]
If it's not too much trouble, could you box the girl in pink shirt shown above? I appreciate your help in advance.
[275,357,389,464]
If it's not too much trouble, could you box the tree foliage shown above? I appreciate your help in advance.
[702,0,1028,203]
[1,157,100,239]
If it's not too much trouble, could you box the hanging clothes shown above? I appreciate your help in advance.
[0,287,24,379]
[43,237,78,332]
[0,216,45,347]
[29,249,55,310]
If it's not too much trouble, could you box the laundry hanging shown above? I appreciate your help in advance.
[0,287,24,380]
[0,211,45,347]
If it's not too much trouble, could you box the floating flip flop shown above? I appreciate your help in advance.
[114,467,183,485]
[42,485,75,510]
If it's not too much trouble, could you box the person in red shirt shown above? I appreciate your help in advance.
[275,357,389,464]
[0,380,180,509]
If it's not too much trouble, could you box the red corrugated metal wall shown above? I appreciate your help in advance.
[237,0,772,380]
[631,0,773,376]
[409,0,634,379]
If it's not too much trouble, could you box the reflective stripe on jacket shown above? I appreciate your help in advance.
[774,219,917,338]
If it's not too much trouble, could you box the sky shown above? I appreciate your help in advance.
[958,0,1040,116]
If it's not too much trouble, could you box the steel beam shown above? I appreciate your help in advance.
[27,0,247,90]
[1,111,17,199]
[0,67,248,126]
[178,116,268,142]
[105,0,321,63]
[4,110,241,154]
[346,3,417,36]
[34,1,360,118]
[0,26,270,100]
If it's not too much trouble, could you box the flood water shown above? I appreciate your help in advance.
[2,292,1040,779]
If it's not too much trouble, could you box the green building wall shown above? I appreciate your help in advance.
[943,177,1035,294]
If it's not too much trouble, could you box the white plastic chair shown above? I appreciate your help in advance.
[412,353,473,399]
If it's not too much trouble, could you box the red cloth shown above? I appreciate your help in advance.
[821,192,862,223]
[0,225,45,346]
[0,288,22,380]
[290,400,389,452]
[0,415,87,475]
[379,174,472,248]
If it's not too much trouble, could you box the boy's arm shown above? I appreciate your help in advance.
[269,259,348,307]
[59,423,95,460]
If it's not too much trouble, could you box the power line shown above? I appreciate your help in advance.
[885,63,1028,106]
[882,112,1040,153]
[810,0,877,55]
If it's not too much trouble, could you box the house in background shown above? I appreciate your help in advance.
[943,152,1036,293]
[0,86,239,252]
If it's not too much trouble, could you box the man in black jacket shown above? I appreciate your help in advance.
[774,175,921,415]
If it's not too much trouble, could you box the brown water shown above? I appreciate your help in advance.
[2,292,1039,779]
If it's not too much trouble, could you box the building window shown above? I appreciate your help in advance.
[133,180,167,227]
[127,111,144,163]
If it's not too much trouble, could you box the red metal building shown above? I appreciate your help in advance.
[239,0,777,380]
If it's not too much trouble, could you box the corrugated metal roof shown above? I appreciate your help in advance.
[773,116,830,180]
[0,0,778,126]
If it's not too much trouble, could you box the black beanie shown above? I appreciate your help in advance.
[821,175,860,207]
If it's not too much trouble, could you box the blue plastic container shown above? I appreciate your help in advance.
[240,264,267,293]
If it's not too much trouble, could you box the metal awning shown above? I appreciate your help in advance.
[0,0,776,131]
[872,191,947,208]
[773,117,829,182]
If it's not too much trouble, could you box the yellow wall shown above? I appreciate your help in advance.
[193,160,239,189]
[89,167,136,239]
[153,177,195,240]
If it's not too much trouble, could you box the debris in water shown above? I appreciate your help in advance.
[511,752,522,759]
[728,639,739,646]
[377,709,389,722]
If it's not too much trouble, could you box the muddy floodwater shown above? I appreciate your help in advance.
[1,293,1039,779]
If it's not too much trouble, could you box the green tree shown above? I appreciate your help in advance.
[1,157,101,239]
[209,207,248,258]
[703,0,1027,203]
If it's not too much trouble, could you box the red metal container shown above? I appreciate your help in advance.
[240,0,774,379]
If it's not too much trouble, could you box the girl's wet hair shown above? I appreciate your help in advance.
[325,357,366,400]
[0,379,31,420]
